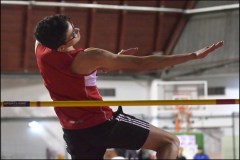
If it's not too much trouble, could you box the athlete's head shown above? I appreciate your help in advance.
[34,14,80,51]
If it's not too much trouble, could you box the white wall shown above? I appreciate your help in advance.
[1,121,65,159]
[1,74,239,159]
[97,79,151,115]
[176,74,239,98]
[1,74,239,126]
[175,74,239,128]
[174,74,239,159]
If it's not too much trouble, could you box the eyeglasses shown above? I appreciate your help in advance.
[64,21,78,44]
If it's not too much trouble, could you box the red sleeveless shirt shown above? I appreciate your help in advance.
[35,44,113,129]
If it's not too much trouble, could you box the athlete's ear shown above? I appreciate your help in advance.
[57,45,66,52]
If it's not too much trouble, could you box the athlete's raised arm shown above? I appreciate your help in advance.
[71,41,223,75]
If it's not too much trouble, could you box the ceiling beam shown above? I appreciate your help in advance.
[1,1,238,14]
[164,0,197,55]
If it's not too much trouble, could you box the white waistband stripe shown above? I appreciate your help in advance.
[116,114,149,130]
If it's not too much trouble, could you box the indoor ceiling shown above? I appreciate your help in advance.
[1,0,239,79]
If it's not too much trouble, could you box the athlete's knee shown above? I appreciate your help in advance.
[142,125,180,151]
[171,134,180,148]
[156,134,180,155]
[160,134,180,151]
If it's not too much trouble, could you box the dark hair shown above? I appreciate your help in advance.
[34,14,69,50]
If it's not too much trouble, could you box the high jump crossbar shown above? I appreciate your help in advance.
[1,99,239,107]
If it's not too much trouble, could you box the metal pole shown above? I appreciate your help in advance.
[1,1,239,14]
[184,3,239,14]
[0,1,184,13]
[232,112,236,159]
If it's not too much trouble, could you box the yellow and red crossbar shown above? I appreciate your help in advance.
[0,99,239,107]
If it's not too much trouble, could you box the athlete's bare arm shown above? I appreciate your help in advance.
[71,41,224,75]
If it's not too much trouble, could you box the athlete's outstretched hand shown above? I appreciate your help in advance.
[118,47,139,56]
[192,41,224,59]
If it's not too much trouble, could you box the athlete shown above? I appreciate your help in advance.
[34,14,224,159]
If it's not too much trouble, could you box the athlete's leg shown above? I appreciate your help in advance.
[142,124,180,159]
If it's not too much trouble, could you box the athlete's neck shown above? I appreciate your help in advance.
[61,46,75,52]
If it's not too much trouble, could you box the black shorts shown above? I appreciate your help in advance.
[63,106,150,159]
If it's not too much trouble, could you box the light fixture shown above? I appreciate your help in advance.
[28,121,43,133]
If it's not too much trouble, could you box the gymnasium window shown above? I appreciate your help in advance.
[208,87,225,95]
[98,88,116,97]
